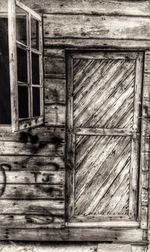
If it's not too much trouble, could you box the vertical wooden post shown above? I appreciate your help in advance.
[8,0,18,132]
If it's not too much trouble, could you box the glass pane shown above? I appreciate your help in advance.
[0,17,11,124]
[32,87,40,117]
[18,86,29,118]
[17,47,28,83]
[32,53,39,84]
[31,18,39,50]
[16,6,27,45]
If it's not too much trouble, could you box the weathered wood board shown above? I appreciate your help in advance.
[23,0,150,17]
[44,14,150,40]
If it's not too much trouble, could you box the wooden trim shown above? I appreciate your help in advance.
[28,12,32,119]
[0,227,144,242]
[16,0,41,21]
[129,134,140,219]
[16,41,29,50]
[15,3,44,131]
[74,128,138,136]
[72,51,138,60]
[129,53,143,219]
[18,116,43,130]
[133,53,143,132]
[45,38,150,48]
[66,50,143,225]
[143,51,150,238]
[8,0,19,132]
[0,126,12,133]
[65,54,75,220]
[31,48,42,55]
[66,221,139,228]
[39,21,44,119]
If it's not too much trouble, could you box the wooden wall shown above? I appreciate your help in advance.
[0,0,150,242]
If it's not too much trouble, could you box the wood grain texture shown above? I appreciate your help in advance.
[44,38,150,49]
[45,104,65,126]
[74,136,131,217]
[0,156,65,171]
[44,57,65,77]
[0,184,64,199]
[0,126,65,142]
[0,200,64,215]
[139,51,150,231]
[44,14,150,40]
[44,48,65,58]
[0,214,64,228]
[0,171,64,184]
[0,227,143,242]
[0,141,64,156]
[45,79,66,104]
[73,57,135,128]
[22,0,150,17]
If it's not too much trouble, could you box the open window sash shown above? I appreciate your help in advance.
[8,0,44,132]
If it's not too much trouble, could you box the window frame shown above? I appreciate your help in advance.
[8,0,44,132]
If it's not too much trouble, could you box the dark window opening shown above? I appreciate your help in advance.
[0,18,11,124]
[18,86,29,118]
[33,87,40,117]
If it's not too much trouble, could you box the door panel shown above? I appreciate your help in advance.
[73,58,135,128]
[66,51,143,225]
[75,135,131,216]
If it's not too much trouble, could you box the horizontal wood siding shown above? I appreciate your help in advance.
[0,0,149,242]
[44,15,150,40]
[0,125,65,228]
[23,0,150,17]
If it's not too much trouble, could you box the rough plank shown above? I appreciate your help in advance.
[144,52,150,72]
[0,126,65,143]
[45,78,66,104]
[44,48,65,58]
[140,206,148,229]
[44,38,150,49]
[0,171,64,184]
[142,153,150,172]
[0,141,64,156]
[0,214,64,228]
[44,14,150,40]
[44,57,65,76]
[45,104,66,126]
[142,136,150,152]
[141,188,148,206]
[0,1,8,12]
[0,227,143,242]
[97,244,131,252]
[0,184,64,199]
[0,156,65,171]
[143,118,150,136]
[0,200,64,215]
[22,0,150,17]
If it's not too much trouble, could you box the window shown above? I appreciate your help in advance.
[0,0,43,132]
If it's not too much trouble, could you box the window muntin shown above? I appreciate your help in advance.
[16,6,27,46]
[15,2,43,129]
[31,18,39,50]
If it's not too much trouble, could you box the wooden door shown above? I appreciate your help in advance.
[66,51,143,226]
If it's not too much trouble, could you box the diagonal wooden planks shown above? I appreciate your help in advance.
[67,51,142,223]
[74,136,131,216]
[73,58,135,129]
